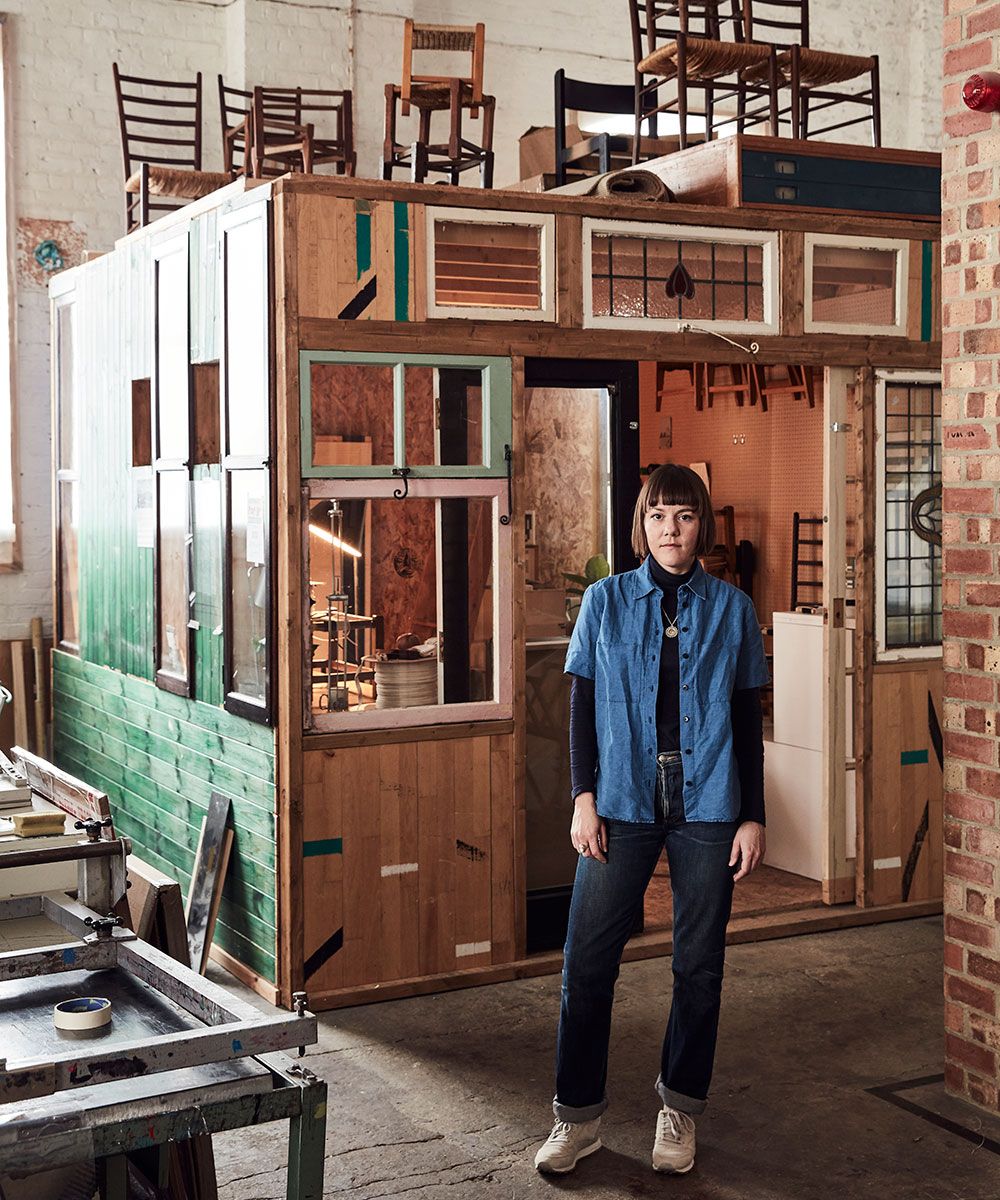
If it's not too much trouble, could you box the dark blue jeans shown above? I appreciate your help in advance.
[554,756,738,1120]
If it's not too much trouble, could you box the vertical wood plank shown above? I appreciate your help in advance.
[418,738,456,974]
[557,215,583,329]
[274,186,306,1005]
[781,231,805,338]
[452,737,492,966]
[510,355,528,957]
[853,367,876,906]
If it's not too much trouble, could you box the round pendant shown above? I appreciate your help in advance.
[665,626,679,639]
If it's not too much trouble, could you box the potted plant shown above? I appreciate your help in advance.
[564,553,610,631]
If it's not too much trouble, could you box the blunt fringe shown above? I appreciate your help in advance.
[631,464,715,559]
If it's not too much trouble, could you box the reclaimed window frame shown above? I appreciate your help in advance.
[874,369,943,662]
[425,207,555,322]
[52,287,79,655]
[151,226,195,698]
[304,476,513,733]
[804,233,909,337]
[581,218,780,336]
[219,200,274,725]
[300,350,512,479]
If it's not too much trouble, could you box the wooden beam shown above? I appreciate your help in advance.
[297,317,941,370]
[273,174,938,242]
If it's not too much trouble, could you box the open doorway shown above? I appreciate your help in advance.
[638,358,831,933]
[522,359,638,952]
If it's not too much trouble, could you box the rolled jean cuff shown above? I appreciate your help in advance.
[655,1076,707,1116]
[553,1094,608,1123]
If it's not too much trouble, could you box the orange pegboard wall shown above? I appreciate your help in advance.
[638,360,825,626]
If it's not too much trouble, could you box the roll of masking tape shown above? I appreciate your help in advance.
[53,997,112,1031]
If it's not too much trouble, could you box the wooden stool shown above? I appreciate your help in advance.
[382,20,495,187]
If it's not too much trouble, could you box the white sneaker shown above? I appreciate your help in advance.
[533,1117,602,1173]
[652,1106,696,1173]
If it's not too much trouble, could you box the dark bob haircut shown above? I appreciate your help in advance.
[631,464,716,560]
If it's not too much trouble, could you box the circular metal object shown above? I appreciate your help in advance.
[910,484,942,547]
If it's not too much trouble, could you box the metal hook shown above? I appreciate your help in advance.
[677,321,760,356]
[500,445,513,526]
[392,467,411,499]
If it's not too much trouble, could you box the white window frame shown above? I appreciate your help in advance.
[874,368,943,663]
[805,233,909,338]
[305,477,513,732]
[425,207,555,322]
[581,218,780,335]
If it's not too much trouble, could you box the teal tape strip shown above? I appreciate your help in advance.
[393,200,409,322]
[901,749,929,765]
[304,837,343,858]
[355,209,371,280]
[921,240,933,342]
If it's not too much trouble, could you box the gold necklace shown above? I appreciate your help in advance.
[661,603,680,639]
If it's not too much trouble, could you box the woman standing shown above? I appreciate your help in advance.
[534,464,769,1176]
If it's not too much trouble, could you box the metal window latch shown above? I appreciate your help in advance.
[500,444,513,526]
[392,467,411,499]
[830,422,852,432]
[677,321,760,356]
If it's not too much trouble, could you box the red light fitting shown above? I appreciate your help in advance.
[963,71,1000,112]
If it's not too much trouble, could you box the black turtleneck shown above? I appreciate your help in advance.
[569,559,765,826]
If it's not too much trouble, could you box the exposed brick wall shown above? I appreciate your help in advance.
[942,0,1000,1118]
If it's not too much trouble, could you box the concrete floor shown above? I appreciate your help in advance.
[213,916,1000,1199]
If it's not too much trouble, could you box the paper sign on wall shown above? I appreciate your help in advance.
[246,496,265,565]
[135,474,154,548]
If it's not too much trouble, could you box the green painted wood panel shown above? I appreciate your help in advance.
[52,652,277,983]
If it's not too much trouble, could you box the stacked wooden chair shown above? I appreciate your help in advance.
[113,65,231,232]
[217,77,356,179]
[627,0,779,156]
[382,20,496,186]
[742,0,881,145]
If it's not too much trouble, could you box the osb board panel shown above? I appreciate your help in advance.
[638,360,825,626]
[309,363,436,646]
[868,663,944,907]
[301,734,514,993]
[523,386,602,588]
[295,195,412,322]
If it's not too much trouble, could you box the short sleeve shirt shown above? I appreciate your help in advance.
[564,557,770,823]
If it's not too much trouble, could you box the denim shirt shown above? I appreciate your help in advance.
[564,557,769,823]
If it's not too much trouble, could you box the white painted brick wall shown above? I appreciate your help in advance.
[0,0,942,641]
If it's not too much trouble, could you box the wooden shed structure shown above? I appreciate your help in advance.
[50,144,944,1010]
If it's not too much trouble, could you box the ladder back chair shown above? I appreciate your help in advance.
[250,87,356,179]
[383,20,495,186]
[114,65,232,233]
[555,71,654,187]
[218,76,253,176]
[627,0,778,157]
[743,0,881,144]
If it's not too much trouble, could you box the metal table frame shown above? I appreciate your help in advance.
[0,892,327,1198]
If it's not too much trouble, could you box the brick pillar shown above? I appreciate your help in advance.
[942,0,1000,1116]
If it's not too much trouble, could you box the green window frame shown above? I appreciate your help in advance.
[300,351,512,479]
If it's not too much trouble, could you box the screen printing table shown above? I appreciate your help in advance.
[0,892,326,1199]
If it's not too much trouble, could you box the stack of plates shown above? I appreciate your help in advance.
[374,657,438,709]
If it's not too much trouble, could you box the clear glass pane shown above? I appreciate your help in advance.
[156,249,189,461]
[433,219,542,310]
[403,367,484,468]
[229,469,269,704]
[307,496,495,715]
[58,480,79,647]
[225,217,269,459]
[812,244,897,326]
[57,304,74,471]
[310,361,395,468]
[157,470,190,682]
